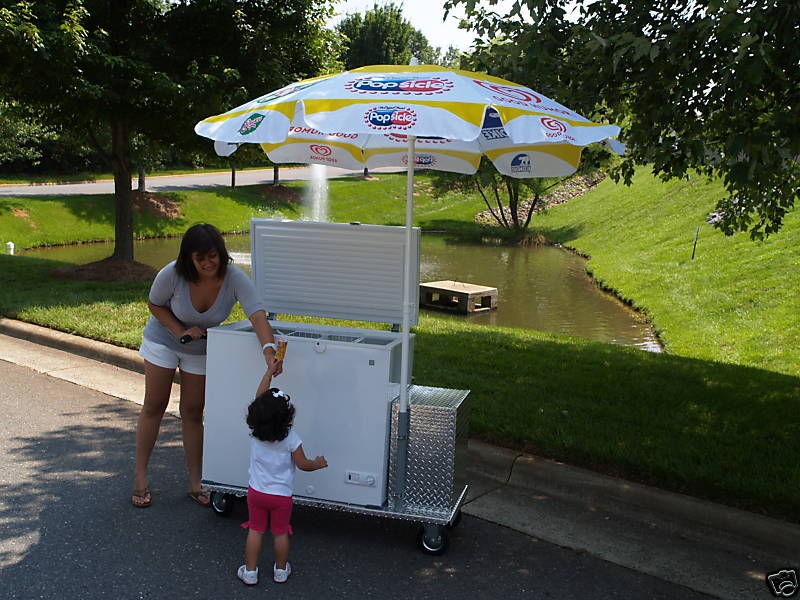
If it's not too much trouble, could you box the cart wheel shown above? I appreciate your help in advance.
[418,524,449,555]
[446,510,462,530]
[210,491,233,516]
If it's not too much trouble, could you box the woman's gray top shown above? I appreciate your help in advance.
[142,261,265,355]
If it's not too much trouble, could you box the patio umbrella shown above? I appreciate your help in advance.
[195,64,623,499]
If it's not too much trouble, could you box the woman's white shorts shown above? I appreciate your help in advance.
[139,337,207,375]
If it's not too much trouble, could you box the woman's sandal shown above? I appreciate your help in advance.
[131,487,152,508]
[187,490,211,507]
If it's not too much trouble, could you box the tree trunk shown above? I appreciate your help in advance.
[273,165,279,185]
[137,165,146,192]
[110,121,134,261]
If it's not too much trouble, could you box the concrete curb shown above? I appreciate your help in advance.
[0,317,144,374]
[2,317,798,563]
[467,439,800,557]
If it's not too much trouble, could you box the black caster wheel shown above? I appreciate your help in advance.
[417,524,449,555]
[210,491,234,516]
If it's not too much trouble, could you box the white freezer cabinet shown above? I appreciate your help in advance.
[202,319,414,508]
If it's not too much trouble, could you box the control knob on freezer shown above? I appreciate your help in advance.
[313,341,327,353]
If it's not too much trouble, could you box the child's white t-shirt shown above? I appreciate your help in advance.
[248,429,302,497]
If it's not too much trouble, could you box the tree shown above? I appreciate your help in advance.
[336,2,453,68]
[0,0,340,261]
[444,0,800,238]
[336,3,414,68]
[432,158,558,231]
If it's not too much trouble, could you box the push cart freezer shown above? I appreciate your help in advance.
[202,219,470,554]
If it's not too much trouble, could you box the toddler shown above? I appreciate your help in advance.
[237,381,327,585]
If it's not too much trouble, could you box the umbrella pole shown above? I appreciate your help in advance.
[395,135,416,506]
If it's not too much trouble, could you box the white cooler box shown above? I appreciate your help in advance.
[203,219,420,508]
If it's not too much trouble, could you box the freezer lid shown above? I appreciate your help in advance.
[250,219,420,324]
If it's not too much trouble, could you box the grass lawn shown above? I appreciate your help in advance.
[1,170,798,521]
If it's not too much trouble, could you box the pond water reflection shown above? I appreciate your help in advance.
[23,232,661,351]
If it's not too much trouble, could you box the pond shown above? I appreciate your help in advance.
[22,232,661,352]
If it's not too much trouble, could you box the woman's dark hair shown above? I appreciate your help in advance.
[174,223,231,282]
[246,388,295,442]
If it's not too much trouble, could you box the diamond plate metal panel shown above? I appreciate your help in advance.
[389,386,470,518]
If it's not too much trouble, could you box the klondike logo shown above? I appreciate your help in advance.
[239,113,266,135]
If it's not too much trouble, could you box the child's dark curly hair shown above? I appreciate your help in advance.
[246,388,295,442]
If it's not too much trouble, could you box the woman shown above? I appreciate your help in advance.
[132,223,282,508]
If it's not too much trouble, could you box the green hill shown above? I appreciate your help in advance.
[536,168,800,377]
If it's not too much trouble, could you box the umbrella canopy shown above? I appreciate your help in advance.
[252,107,586,179]
[196,65,624,171]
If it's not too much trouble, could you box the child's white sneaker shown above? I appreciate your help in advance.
[273,561,292,583]
[237,565,258,585]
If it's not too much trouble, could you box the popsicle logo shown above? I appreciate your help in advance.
[365,106,417,130]
[385,133,449,145]
[309,144,332,156]
[239,113,266,135]
[510,153,532,173]
[402,153,437,167]
[347,77,453,95]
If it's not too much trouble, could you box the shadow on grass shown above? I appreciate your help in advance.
[413,323,800,522]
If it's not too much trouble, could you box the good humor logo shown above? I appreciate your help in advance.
[767,569,799,598]
[364,106,417,130]
[510,153,532,173]
[473,79,576,117]
[541,117,576,142]
[347,77,453,95]
[239,113,265,136]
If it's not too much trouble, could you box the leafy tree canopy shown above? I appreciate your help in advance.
[0,0,341,259]
[444,0,799,238]
[336,2,457,68]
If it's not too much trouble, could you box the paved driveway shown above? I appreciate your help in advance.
[0,360,711,599]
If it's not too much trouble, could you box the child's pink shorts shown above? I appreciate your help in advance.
[241,486,294,535]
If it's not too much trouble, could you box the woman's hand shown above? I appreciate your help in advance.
[180,326,207,343]
[267,354,284,377]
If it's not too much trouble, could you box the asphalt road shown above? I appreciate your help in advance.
[0,359,713,600]
[0,166,402,197]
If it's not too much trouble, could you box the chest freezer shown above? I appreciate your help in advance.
[203,219,419,507]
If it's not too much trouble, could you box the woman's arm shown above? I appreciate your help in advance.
[291,444,327,472]
[249,309,283,376]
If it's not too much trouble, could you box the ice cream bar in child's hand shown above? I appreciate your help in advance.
[276,339,287,360]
